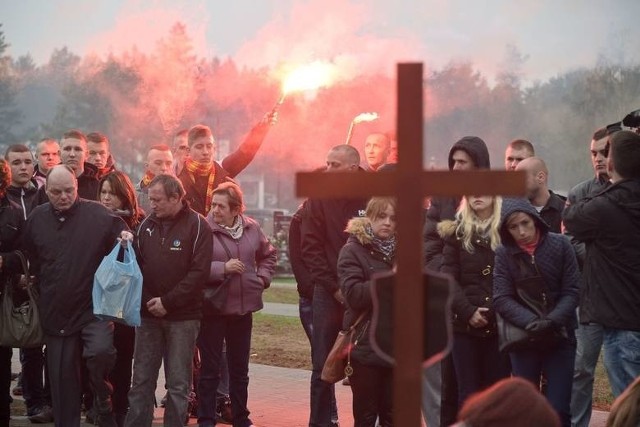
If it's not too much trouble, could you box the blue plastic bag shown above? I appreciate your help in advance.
[93,242,143,327]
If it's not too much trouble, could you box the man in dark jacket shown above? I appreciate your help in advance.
[86,132,117,180]
[563,130,640,398]
[33,138,61,188]
[303,144,366,427]
[421,135,491,427]
[126,174,212,427]
[59,129,101,201]
[564,124,619,427]
[515,156,566,233]
[22,165,130,427]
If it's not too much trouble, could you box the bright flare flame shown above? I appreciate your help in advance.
[353,112,379,124]
[281,61,336,95]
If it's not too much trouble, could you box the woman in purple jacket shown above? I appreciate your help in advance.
[197,182,276,427]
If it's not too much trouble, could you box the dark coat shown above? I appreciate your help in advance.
[135,202,212,321]
[423,136,491,270]
[178,161,235,216]
[493,198,580,330]
[301,194,367,295]
[539,190,566,234]
[22,199,127,335]
[289,202,314,300]
[563,179,640,331]
[0,197,24,284]
[439,219,497,337]
[338,217,393,367]
[6,180,48,220]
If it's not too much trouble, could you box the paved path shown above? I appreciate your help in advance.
[8,295,610,426]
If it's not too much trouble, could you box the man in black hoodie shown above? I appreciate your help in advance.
[564,130,640,398]
[422,136,491,427]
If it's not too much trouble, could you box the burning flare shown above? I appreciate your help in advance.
[345,112,380,145]
[272,61,337,111]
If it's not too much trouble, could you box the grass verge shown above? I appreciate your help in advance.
[251,312,312,370]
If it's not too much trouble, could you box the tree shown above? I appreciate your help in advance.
[0,24,22,144]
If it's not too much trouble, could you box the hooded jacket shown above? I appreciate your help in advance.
[438,219,497,337]
[492,198,580,330]
[337,217,394,367]
[135,202,213,321]
[205,214,277,316]
[563,179,640,330]
[424,136,491,271]
[6,180,48,220]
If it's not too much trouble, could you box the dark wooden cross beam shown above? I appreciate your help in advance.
[296,63,525,426]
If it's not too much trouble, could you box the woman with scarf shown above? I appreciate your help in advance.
[197,182,276,427]
[97,171,145,426]
[437,195,510,408]
[337,197,397,427]
[493,198,580,427]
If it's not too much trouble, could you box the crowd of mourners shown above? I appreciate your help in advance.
[0,114,639,427]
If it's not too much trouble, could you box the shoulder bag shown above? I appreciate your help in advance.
[0,251,44,348]
[321,312,367,383]
[203,233,233,315]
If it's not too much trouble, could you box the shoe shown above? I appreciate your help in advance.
[85,407,97,424]
[10,372,19,381]
[28,405,54,424]
[160,392,168,408]
[215,395,232,424]
[12,372,23,396]
[96,412,117,427]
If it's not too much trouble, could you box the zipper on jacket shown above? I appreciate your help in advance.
[20,189,27,220]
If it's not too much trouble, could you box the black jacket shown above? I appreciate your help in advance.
[6,180,48,220]
[439,220,497,337]
[424,136,491,270]
[563,179,640,330]
[36,162,101,203]
[178,162,234,216]
[0,197,24,287]
[135,202,212,321]
[22,199,127,336]
[338,217,394,367]
[289,202,314,300]
[301,195,367,295]
[539,190,566,234]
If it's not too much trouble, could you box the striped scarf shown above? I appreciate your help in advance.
[185,158,216,215]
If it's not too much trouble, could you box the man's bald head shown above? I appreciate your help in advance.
[46,165,78,211]
[326,145,360,172]
[516,156,549,202]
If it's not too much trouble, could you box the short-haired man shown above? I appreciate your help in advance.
[172,129,189,176]
[4,144,51,422]
[564,124,620,427]
[86,132,116,179]
[423,136,491,427]
[136,144,174,214]
[125,174,212,427]
[564,130,640,399]
[57,129,100,200]
[504,139,535,170]
[22,165,131,427]
[515,156,566,233]
[33,138,61,188]
[363,133,390,171]
[303,144,366,427]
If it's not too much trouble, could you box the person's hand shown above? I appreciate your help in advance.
[333,289,345,304]
[525,319,555,335]
[119,231,134,248]
[147,297,167,317]
[224,259,245,274]
[468,307,489,328]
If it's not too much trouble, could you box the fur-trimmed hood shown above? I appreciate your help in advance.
[345,217,373,245]
[437,219,458,239]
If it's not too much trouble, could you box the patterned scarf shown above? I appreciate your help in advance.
[140,170,155,188]
[185,158,216,215]
[221,215,244,240]
[366,223,396,258]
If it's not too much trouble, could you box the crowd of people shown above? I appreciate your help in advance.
[0,114,638,427]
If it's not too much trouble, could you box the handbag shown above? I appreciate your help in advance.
[93,242,143,327]
[321,312,367,383]
[203,234,233,315]
[0,250,44,348]
[497,275,568,352]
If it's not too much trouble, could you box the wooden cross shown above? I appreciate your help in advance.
[296,63,525,426]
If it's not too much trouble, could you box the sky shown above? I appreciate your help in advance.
[1,0,639,85]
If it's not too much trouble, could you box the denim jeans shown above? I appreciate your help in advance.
[125,317,199,427]
[197,313,253,427]
[510,332,576,427]
[309,285,343,427]
[570,321,603,427]
[451,333,510,407]
[602,328,640,397]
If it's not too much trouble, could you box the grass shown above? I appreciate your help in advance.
[593,353,614,410]
[263,285,300,304]
[250,312,311,370]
